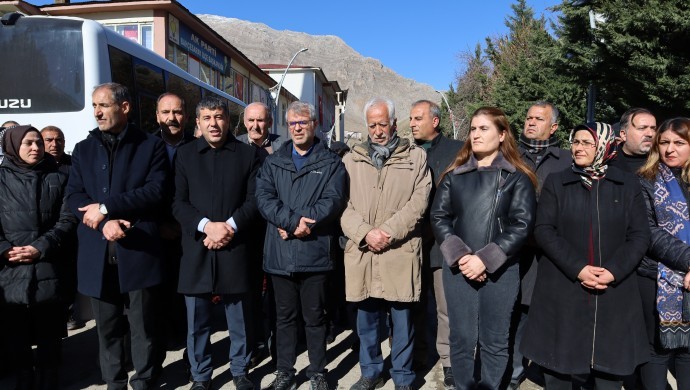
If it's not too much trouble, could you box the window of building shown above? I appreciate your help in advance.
[106,23,154,50]
[200,62,211,85]
[176,48,188,73]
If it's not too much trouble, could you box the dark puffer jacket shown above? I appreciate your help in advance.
[255,138,348,276]
[0,157,78,305]
[638,176,690,279]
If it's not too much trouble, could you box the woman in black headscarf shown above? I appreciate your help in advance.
[0,125,77,390]
[521,122,650,389]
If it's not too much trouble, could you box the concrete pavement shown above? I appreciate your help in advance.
[1,319,545,389]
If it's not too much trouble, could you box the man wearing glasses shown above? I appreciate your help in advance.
[255,101,347,390]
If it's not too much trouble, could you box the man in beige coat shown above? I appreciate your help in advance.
[341,97,431,390]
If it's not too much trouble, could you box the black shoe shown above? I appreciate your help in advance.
[14,369,34,390]
[443,366,456,390]
[249,345,270,369]
[189,380,211,390]
[272,370,296,390]
[233,375,254,390]
[350,376,384,390]
[310,373,329,390]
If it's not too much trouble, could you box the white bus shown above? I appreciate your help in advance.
[0,13,246,153]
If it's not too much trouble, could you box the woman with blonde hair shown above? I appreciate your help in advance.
[431,107,536,389]
[637,117,690,390]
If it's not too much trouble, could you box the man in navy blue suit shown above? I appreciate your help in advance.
[66,82,169,390]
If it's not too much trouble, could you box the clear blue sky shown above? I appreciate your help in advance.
[181,0,562,91]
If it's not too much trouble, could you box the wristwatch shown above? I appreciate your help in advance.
[99,203,108,215]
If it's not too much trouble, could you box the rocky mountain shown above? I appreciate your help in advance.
[198,14,439,138]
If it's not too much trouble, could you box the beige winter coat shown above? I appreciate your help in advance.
[341,139,431,302]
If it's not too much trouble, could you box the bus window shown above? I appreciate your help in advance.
[134,58,165,98]
[137,93,159,133]
[0,18,84,113]
[109,46,135,98]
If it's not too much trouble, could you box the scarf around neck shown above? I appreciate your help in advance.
[368,132,400,170]
[653,162,690,349]
[518,133,560,154]
[570,122,617,190]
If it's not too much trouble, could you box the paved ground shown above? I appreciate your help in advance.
[3,318,679,389]
[0,319,545,390]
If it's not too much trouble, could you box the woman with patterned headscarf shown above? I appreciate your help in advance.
[521,122,650,389]
[637,117,690,390]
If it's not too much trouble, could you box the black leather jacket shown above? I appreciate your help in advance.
[431,152,536,273]
[638,176,690,279]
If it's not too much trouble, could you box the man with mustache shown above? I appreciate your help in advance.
[156,93,193,163]
[610,107,657,173]
[155,93,194,357]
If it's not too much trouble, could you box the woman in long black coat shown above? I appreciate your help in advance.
[0,126,77,389]
[521,122,650,389]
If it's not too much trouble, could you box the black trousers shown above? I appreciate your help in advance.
[3,302,64,371]
[91,269,160,390]
[542,368,622,390]
[271,272,328,378]
[638,274,690,390]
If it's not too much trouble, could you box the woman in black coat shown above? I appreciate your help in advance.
[637,117,690,390]
[521,123,650,389]
[0,126,77,390]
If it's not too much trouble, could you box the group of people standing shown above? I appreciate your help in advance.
[0,81,689,390]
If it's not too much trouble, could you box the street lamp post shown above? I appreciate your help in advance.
[272,48,308,117]
[436,90,457,140]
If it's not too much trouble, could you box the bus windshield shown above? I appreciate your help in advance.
[0,17,85,114]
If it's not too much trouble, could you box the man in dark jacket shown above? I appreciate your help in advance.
[255,101,347,390]
[40,126,71,174]
[410,99,462,389]
[610,107,657,173]
[237,102,281,366]
[237,102,285,163]
[154,92,194,352]
[41,125,84,332]
[510,101,571,388]
[173,96,260,390]
[66,82,169,390]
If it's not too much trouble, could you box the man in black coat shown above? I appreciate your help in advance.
[66,83,169,390]
[255,101,347,390]
[609,107,657,173]
[236,102,282,366]
[410,99,462,388]
[172,96,260,390]
[510,101,572,388]
[154,92,194,352]
[41,125,85,332]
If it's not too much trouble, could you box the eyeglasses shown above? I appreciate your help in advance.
[288,120,311,129]
[43,137,64,143]
[570,139,596,149]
